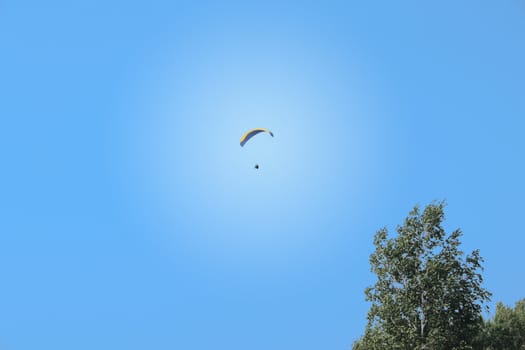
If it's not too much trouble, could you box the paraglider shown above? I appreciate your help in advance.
[240,128,273,169]
[239,128,274,147]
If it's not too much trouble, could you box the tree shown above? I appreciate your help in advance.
[354,202,491,350]
[480,298,525,350]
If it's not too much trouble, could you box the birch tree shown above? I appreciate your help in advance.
[354,202,491,350]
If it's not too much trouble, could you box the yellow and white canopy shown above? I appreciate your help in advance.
[240,128,274,147]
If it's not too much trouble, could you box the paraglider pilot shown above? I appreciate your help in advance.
[240,128,273,171]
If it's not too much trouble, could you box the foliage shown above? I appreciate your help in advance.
[354,202,491,350]
[477,299,525,350]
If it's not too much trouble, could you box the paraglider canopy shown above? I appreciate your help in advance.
[239,128,274,147]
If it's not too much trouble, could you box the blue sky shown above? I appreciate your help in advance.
[1,1,524,349]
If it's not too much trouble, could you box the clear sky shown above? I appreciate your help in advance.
[1,1,524,349]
